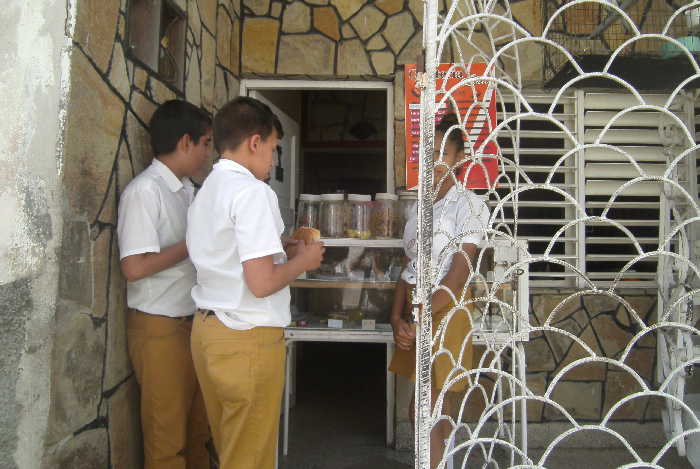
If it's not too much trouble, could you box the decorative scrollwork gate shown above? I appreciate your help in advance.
[413,1,700,468]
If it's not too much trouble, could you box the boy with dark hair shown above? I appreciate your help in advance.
[117,99,212,469]
[187,96,324,469]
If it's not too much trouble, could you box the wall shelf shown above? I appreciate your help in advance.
[291,280,397,289]
[320,238,403,248]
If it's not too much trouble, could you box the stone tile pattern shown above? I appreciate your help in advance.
[395,292,659,450]
[51,1,241,468]
[241,0,428,189]
[522,293,658,423]
[240,0,543,190]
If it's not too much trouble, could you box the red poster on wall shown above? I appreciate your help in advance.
[404,63,498,191]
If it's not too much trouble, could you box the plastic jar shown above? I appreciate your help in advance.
[346,194,371,239]
[372,193,398,239]
[296,194,321,230]
[397,190,418,237]
[320,193,345,238]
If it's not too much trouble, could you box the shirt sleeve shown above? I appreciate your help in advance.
[231,183,285,263]
[455,194,490,246]
[117,185,161,259]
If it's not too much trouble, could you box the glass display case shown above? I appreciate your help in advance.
[289,238,404,331]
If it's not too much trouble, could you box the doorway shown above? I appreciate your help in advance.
[240,80,405,467]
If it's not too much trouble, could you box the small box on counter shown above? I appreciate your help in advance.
[361,319,376,330]
[328,319,343,329]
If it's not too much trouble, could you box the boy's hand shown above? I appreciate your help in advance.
[282,237,301,258]
[296,241,324,271]
[390,317,416,351]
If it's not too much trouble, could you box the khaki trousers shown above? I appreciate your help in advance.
[190,311,285,469]
[127,309,211,469]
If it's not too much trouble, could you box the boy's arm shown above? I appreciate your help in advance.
[243,241,324,298]
[389,274,416,351]
[118,185,188,283]
[431,243,478,312]
[120,241,188,282]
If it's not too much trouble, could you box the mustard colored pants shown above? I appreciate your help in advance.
[127,309,211,469]
[389,297,474,392]
[190,311,285,469]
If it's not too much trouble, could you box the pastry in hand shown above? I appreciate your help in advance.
[292,226,321,243]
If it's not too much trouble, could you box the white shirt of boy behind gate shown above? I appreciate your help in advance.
[187,159,290,330]
[117,158,197,317]
[402,185,490,285]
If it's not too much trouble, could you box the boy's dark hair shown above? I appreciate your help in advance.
[149,100,212,156]
[213,96,284,154]
[435,113,465,151]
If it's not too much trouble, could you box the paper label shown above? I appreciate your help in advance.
[328,319,343,329]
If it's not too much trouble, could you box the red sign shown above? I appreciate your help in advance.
[404,63,498,190]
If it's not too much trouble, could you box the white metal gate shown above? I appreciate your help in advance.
[414,1,700,468]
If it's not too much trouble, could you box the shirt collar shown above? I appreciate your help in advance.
[214,158,255,179]
[151,158,185,192]
[434,185,459,208]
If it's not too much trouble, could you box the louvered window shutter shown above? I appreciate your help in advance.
[582,92,685,287]
[488,90,690,288]
[492,91,580,287]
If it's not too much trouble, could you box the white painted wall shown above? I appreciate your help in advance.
[0,1,71,468]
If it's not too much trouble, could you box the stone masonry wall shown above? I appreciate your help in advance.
[525,292,658,424]
[44,1,241,468]
[394,291,659,450]
[240,0,545,190]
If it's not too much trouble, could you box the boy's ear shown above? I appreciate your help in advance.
[176,133,194,153]
[247,134,262,153]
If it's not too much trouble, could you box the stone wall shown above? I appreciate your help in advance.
[43,1,242,468]
[395,291,659,450]
[0,2,68,468]
[525,292,658,423]
[240,0,546,189]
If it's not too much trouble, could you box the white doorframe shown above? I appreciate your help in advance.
[239,79,395,194]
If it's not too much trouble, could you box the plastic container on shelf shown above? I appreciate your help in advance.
[296,194,321,230]
[320,193,345,238]
[346,194,372,239]
[397,190,418,237]
[371,193,398,239]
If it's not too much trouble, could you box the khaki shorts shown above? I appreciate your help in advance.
[389,291,474,392]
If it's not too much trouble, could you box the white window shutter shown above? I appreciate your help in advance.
[492,91,580,287]
[581,91,686,287]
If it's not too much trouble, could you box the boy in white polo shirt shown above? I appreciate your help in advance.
[117,100,212,469]
[187,97,324,469]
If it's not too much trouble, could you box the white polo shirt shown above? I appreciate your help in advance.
[402,186,490,285]
[187,159,290,330]
[117,158,197,317]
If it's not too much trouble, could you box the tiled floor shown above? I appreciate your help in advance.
[278,342,693,469]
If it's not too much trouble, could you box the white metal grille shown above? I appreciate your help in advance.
[413,1,700,469]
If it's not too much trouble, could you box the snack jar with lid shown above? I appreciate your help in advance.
[346,194,371,239]
[397,190,418,237]
[320,193,345,238]
[296,194,321,230]
[372,193,398,239]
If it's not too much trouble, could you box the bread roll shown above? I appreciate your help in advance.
[292,226,321,243]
